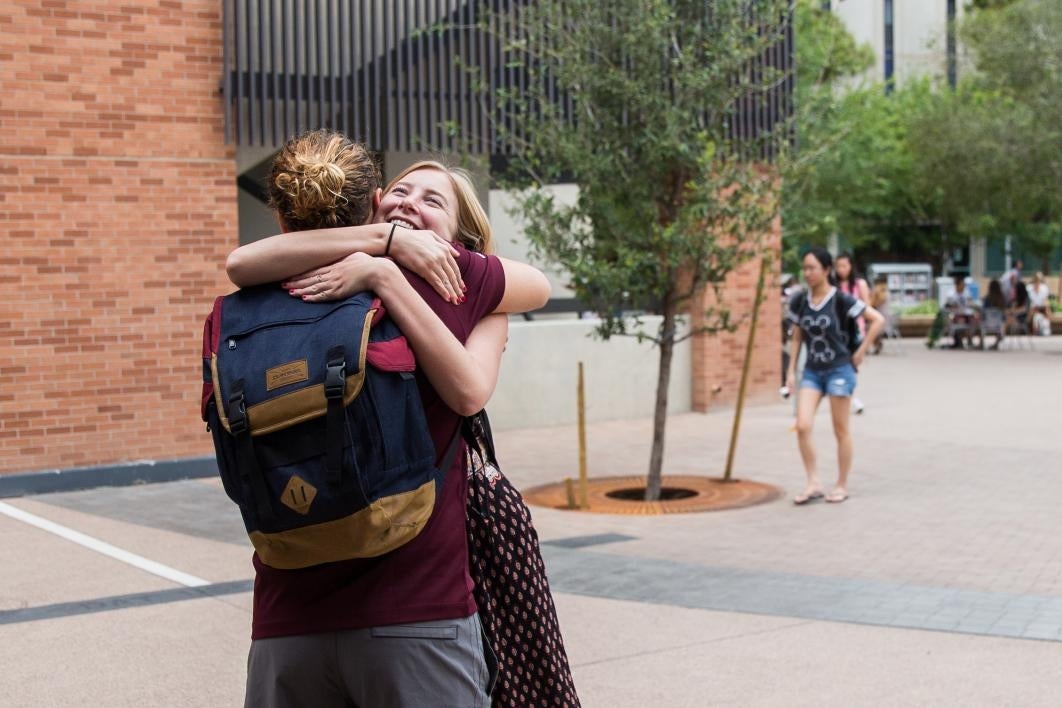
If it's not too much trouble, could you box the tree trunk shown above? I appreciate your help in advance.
[645,298,676,502]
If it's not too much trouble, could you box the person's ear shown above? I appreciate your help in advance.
[277,216,290,234]
[372,188,382,213]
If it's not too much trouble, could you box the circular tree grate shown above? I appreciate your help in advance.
[523,475,782,515]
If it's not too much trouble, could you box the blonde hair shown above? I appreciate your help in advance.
[384,161,494,254]
[268,130,381,231]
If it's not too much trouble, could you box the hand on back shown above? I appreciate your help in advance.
[281,226,467,305]
[283,252,385,302]
[389,227,465,304]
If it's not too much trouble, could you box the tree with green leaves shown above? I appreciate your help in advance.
[912,0,1062,268]
[480,0,790,500]
[782,1,943,265]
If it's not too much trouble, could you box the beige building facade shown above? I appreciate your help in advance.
[830,0,967,86]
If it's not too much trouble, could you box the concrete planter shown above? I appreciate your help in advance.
[897,314,936,337]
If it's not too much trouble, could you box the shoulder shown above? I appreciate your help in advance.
[785,290,807,325]
[454,244,506,324]
[456,244,502,280]
[838,290,865,317]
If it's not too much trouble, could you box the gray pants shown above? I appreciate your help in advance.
[245,613,490,708]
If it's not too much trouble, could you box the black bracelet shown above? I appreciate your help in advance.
[384,222,398,257]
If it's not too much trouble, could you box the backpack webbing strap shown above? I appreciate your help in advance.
[437,417,467,483]
[833,292,862,354]
[228,380,275,525]
[324,346,347,484]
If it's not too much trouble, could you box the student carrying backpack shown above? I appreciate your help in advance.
[784,247,885,507]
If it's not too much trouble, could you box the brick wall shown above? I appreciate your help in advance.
[0,2,236,474]
[690,219,783,412]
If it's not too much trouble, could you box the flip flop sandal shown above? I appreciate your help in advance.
[825,491,849,503]
[793,491,824,505]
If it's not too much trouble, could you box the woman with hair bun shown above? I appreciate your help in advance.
[785,247,884,505]
[227,130,579,707]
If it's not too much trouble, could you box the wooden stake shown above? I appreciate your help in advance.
[723,256,769,482]
[577,361,589,509]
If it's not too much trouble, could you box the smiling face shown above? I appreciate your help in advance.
[375,167,459,240]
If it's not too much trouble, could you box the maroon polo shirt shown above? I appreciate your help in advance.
[250,245,505,639]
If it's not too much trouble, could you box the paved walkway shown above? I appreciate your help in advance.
[3,337,1062,706]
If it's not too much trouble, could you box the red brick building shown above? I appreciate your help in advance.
[1,2,235,482]
[0,1,782,485]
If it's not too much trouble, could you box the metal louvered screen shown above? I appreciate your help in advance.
[728,4,796,162]
[223,0,493,152]
[222,1,793,160]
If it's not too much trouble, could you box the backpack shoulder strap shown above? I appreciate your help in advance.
[201,296,225,422]
[834,290,857,321]
[438,417,467,474]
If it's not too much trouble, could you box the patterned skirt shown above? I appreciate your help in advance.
[465,413,580,707]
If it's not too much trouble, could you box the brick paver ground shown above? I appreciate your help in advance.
[499,337,1062,601]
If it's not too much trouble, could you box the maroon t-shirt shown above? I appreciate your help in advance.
[250,245,505,639]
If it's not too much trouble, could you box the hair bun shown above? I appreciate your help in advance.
[274,157,348,220]
[267,130,380,230]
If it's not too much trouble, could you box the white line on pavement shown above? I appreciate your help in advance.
[0,500,210,588]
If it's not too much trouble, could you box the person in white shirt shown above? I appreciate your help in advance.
[1000,260,1023,305]
[944,274,978,349]
[1028,271,1051,335]
[1028,271,1050,308]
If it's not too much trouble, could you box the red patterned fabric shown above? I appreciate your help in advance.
[465,413,580,707]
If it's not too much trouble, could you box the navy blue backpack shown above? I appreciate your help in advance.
[201,286,459,569]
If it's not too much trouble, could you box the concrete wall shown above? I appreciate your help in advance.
[833,0,968,85]
[834,0,884,80]
[489,186,579,298]
[488,185,781,420]
[488,317,692,431]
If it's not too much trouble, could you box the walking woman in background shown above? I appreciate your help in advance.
[834,252,870,414]
[785,248,884,505]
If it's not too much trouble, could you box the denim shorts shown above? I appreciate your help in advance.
[801,363,857,397]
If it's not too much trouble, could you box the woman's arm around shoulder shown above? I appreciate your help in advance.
[493,257,551,314]
[226,223,391,287]
[226,224,464,301]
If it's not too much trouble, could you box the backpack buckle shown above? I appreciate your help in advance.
[228,387,247,435]
[324,346,346,399]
